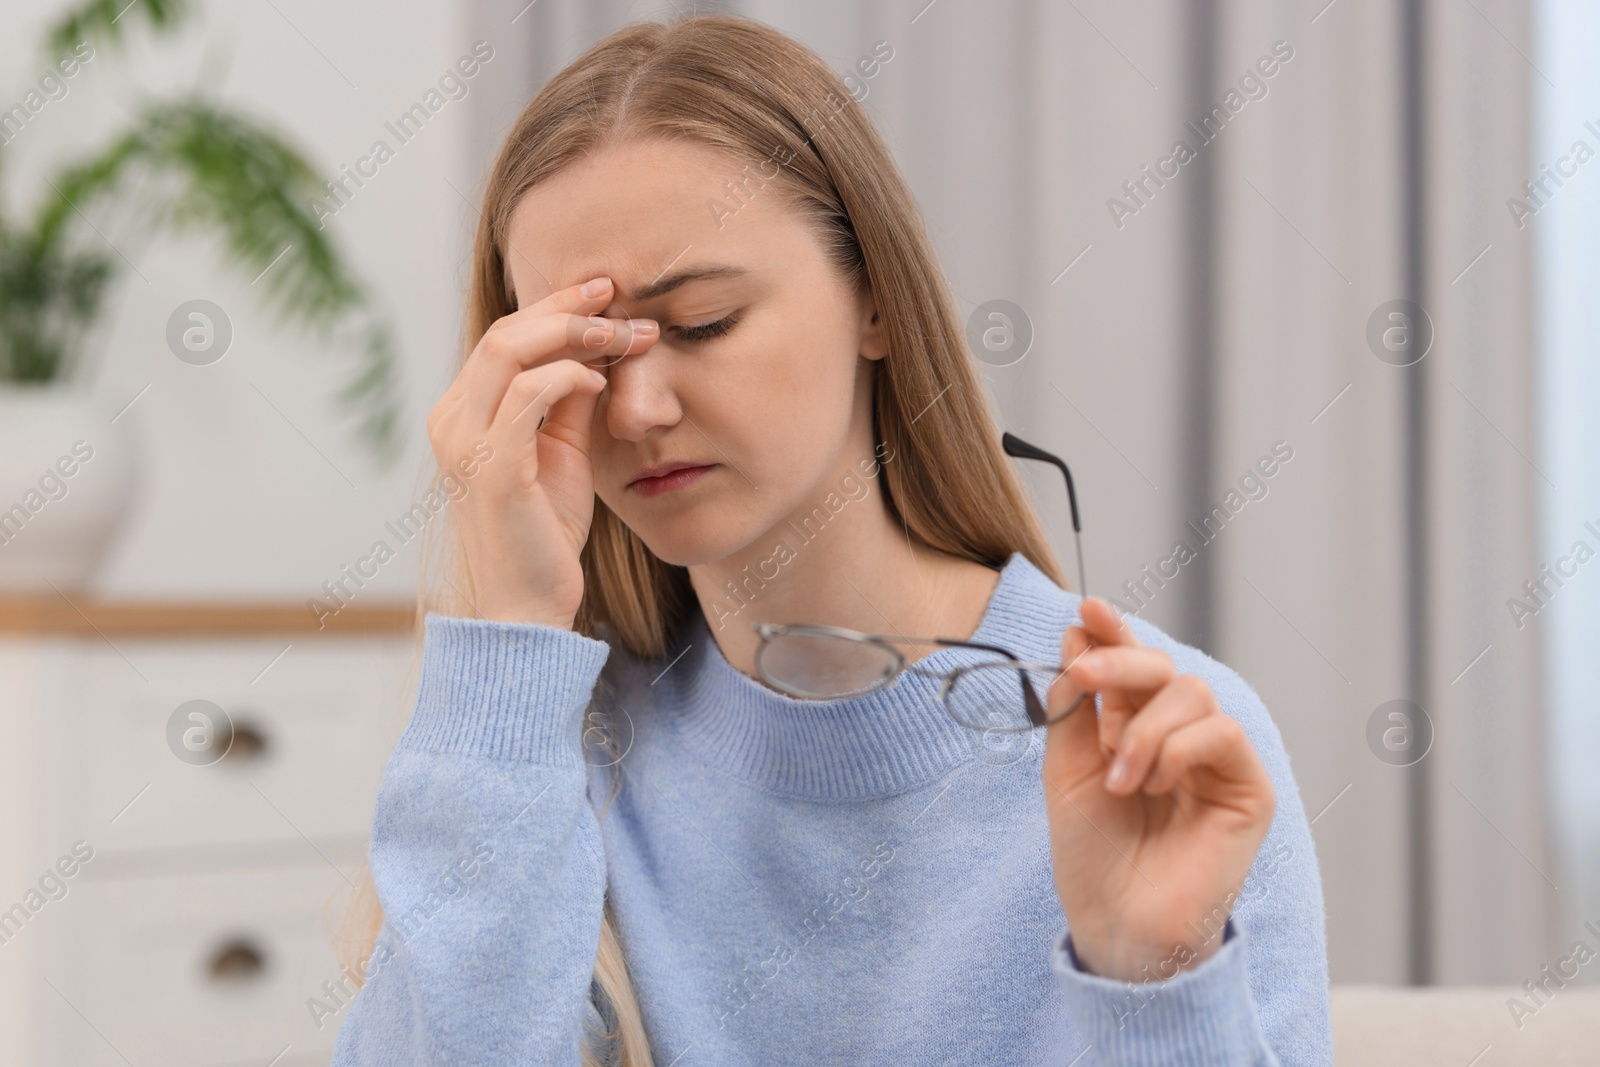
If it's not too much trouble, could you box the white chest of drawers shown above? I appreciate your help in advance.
[0,600,417,1066]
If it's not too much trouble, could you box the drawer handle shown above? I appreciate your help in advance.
[220,720,270,764]
[205,936,268,982]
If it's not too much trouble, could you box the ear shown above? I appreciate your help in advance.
[857,286,889,362]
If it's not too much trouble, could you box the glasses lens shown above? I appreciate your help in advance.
[944,662,1066,733]
[756,630,901,698]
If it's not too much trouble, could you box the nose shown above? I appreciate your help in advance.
[601,343,682,443]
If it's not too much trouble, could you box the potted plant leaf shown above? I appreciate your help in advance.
[0,0,403,590]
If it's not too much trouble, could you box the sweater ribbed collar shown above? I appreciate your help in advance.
[662,552,1074,800]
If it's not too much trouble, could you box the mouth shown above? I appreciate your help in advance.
[626,462,717,497]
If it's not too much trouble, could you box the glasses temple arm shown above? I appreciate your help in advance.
[1002,432,1081,533]
[1002,431,1088,596]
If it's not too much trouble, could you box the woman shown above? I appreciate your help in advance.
[332,13,1331,1066]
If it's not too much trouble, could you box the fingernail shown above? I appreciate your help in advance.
[628,319,658,334]
[581,278,610,298]
[588,315,611,328]
[1106,755,1130,790]
[589,369,607,385]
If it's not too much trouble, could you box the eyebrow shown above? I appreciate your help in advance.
[623,263,750,302]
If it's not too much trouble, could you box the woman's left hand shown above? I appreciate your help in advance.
[1042,596,1275,983]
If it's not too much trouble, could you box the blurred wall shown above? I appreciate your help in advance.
[1,0,475,604]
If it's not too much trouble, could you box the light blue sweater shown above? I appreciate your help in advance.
[332,552,1333,1065]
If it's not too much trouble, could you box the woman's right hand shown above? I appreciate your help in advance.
[426,275,658,629]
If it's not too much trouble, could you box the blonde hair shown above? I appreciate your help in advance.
[334,13,1066,1065]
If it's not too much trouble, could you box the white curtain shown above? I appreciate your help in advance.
[466,0,1553,984]
[1209,0,1551,984]
[1536,0,1600,975]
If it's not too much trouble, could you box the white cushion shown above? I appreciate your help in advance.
[1331,984,1600,1066]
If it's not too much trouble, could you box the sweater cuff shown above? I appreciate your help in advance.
[397,611,611,763]
[1052,920,1266,1064]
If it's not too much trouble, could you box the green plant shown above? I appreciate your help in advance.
[0,0,403,466]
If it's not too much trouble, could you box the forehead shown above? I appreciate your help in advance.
[505,137,787,303]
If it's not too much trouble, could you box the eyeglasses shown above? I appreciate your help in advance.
[753,432,1091,733]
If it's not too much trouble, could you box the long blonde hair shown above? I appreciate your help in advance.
[335,13,1065,1065]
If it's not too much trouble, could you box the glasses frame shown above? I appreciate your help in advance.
[751,431,1091,733]
[753,620,1072,731]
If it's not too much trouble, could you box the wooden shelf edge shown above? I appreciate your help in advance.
[0,596,418,636]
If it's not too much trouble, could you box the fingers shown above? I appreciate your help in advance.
[1046,597,1275,837]
[481,359,609,469]
[1059,602,1171,756]
[1145,713,1273,813]
[1043,626,1108,786]
[512,275,659,366]
[1078,596,1138,649]
[1101,674,1214,795]
[459,312,655,429]
[446,276,659,430]
[574,312,660,368]
[1068,645,1176,694]
[1047,625,1097,730]
[1082,646,1173,750]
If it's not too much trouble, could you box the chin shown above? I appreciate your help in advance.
[615,501,771,569]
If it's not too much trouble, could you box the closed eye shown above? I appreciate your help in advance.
[673,314,739,343]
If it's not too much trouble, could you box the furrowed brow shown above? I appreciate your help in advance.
[624,264,750,302]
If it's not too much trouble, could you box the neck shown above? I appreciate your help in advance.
[687,489,1001,681]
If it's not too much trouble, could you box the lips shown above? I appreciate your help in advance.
[627,461,716,497]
